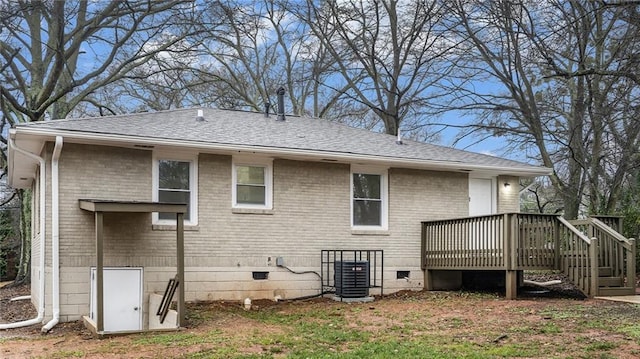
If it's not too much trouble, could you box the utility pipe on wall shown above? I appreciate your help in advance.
[0,139,46,329]
[42,136,63,332]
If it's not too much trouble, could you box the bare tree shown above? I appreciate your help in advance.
[530,1,640,214]
[102,0,360,123]
[0,0,195,284]
[298,0,454,136]
[442,0,640,219]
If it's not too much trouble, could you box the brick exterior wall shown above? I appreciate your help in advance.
[497,175,520,213]
[33,142,518,323]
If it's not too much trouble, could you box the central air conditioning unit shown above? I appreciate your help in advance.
[335,260,370,298]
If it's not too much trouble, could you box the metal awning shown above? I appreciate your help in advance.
[79,199,187,333]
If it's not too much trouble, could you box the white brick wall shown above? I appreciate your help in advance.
[34,143,517,322]
[497,175,520,213]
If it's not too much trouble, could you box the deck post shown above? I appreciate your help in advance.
[420,222,426,270]
[176,212,185,327]
[503,214,511,270]
[628,238,636,292]
[510,214,518,270]
[95,211,104,333]
[504,213,518,300]
[554,218,561,270]
[504,213,518,270]
[589,237,599,297]
[505,270,518,299]
[424,270,433,290]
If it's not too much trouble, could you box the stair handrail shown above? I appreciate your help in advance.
[558,217,594,245]
[591,218,634,249]
[557,217,599,297]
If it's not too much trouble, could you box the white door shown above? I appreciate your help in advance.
[468,178,496,250]
[90,267,143,332]
[469,178,494,216]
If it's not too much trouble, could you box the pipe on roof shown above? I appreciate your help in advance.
[276,87,285,121]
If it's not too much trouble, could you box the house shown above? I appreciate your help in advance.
[7,104,553,334]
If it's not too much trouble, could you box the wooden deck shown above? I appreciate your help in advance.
[421,213,636,298]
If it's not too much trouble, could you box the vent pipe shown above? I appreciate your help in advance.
[264,102,270,118]
[396,128,403,145]
[276,87,285,121]
[196,109,205,122]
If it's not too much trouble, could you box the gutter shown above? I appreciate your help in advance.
[0,139,46,329]
[519,181,537,196]
[12,128,553,177]
[42,136,63,332]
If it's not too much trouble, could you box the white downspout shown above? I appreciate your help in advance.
[0,139,46,329]
[42,136,63,332]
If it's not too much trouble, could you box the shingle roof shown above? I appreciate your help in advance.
[14,107,550,175]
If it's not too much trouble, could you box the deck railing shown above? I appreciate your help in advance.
[421,214,507,270]
[421,213,605,297]
[572,218,636,293]
[591,215,623,233]
[422,213,562,271]
[558,217,599,297]
[592,218,636,293]
[516,214,559,269]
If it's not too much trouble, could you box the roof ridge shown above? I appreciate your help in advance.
[20,106,306,126]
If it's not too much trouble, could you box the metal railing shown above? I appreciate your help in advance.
[320,250,384,298]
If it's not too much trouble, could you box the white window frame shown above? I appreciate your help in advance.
[351,165,388,230]
[152,152,198,226]
[232,157,273,210]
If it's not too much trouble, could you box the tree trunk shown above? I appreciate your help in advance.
[13,189,31,285]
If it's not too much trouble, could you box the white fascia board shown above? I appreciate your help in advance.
[8,129,45,188]
[12,127,553,177]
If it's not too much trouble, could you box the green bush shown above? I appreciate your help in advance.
[0,209,16,281]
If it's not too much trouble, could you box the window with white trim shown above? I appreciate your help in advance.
[232,158,273,209]
[351,167,388,229]
[153,154,198,225]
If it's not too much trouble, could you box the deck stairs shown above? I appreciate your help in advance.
[570,216,637,297]
[422,214,636,299]
[597,266,635,296]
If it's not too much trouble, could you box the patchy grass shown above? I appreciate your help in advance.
[3,292,640,358]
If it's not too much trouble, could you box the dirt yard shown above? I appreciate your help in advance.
[2,277,640,358]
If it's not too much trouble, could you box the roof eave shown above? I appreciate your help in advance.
[11,127,553,178]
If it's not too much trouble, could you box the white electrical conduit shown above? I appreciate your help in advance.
[10,295,31,301]
[0,139,46,329]
[42,136,63,333]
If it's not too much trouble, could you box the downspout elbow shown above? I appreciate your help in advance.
[41,316,59,333]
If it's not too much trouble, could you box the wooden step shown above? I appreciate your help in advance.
[597,287,635,296]
[599,267,612,277]
[598,276,623,287]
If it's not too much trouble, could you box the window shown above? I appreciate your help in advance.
[351,167,388,229]
[232,158,272,209]
[153,154,198,225]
